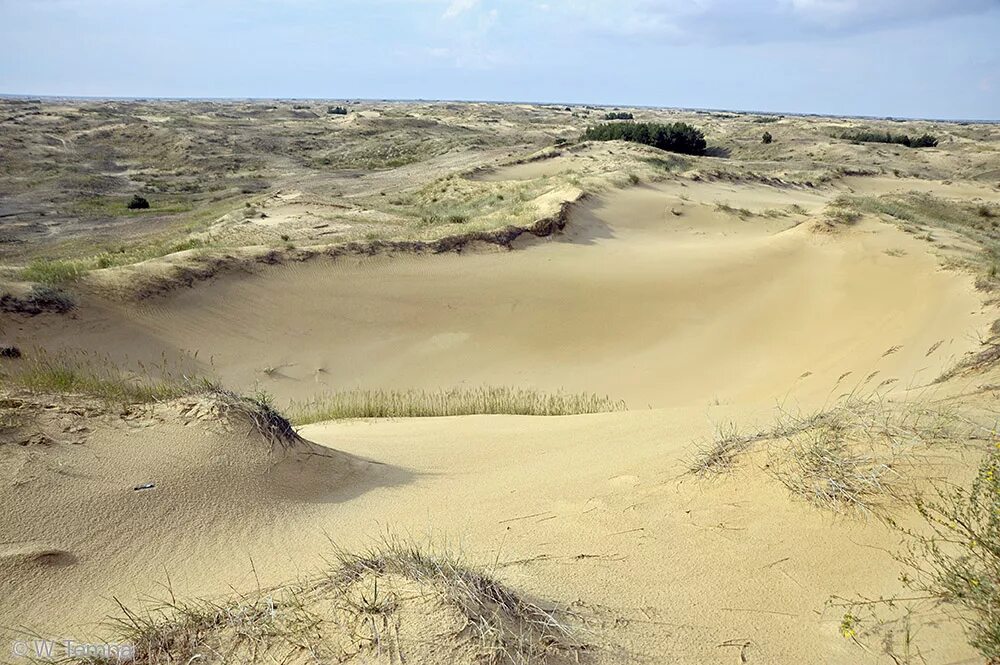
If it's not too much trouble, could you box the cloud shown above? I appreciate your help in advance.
[545,0,998,43]
[442,0,478,19]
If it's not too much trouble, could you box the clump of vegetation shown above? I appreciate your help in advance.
[327,106,349,115]
[20,258,83,285]
[0,285,76,315]
[892,449,1000,662]
[838,129,938,148]
[714,202,755,219]
[0,346,21,359]
[761,131,773,144]
[76,538,582,664]
[690,388,979,513]
[289,386,626,424]
[127,194,151,210]
[604,111,634,120]
[1,349,199,406]
[753,115,781,124]
[582,122,707,156]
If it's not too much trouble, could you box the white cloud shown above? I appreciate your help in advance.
[442,0,478,19]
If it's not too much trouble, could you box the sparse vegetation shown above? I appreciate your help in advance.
[690,388,980,513]
[0,349,201,405]
[582,122,707,156]
[892,449,1000,662]
[289,386,626,423]
[838,129,939,148]
[75,538,581,664]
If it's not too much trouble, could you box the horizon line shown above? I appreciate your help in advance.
[1,93,997,125]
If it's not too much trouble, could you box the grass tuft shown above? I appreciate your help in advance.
[69,538,582,664]
[289,386,626,424]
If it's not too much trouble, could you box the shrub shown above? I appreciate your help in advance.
[582,122,707,156]
[893,449,1000,662]
[604,111,634,120]
[328,106,349,115]
[838,129,938,148]
[762,131,773,144]
[127,194,150,210]
[0,285,76,315]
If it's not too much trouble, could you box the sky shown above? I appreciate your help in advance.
[1,0,998,119]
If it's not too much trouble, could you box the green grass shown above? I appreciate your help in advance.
[1,349,202,405]
[289,386,626,423]
[71,195,194,217]
[20,259,84,285]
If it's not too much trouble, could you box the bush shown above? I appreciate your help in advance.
[893,449,1000,662]
[604,111,634,120]
[762,131,773,144]
[127,195,150,210]
[838,129,938,148]
[0,285,76,315]
[582,122,707,156]
[328,106,349,115]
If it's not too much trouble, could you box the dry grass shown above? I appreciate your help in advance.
[289,386,626,424]
[205,387,304,449]
[327,536,582,664]
[690,391,988,513]
[69,538,582,665]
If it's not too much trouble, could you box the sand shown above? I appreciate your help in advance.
[1,169,995,662]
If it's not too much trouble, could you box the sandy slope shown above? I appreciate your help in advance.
[1,178,993,663]
[11,180,989,410]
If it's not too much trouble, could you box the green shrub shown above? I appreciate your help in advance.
[604,111,633,120]
[838,130,938,148]
[127,194,150,210]
[328,106,349,115]
[582,122,707,156]
[762,131,773,144]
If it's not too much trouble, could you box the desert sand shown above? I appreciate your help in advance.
[2,99,1000,664]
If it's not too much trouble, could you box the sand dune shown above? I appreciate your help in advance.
[2,171,995,663]
[11,180,988,411]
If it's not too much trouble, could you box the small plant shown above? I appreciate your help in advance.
[127,194,150,210]
[604,111,634,120]
[0,346,21,359]
[327,106,349,115]
[890,449,1000,661]
[762,131,773,144]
